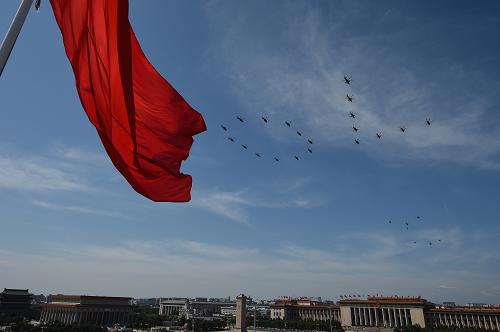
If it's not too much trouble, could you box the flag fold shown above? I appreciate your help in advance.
[50,0,206,202]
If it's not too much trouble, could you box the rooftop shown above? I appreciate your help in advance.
[1,288,32,296]
[339,296,431,306]
[429,306,500,314]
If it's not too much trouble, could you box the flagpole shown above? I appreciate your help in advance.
[0,0,35,77]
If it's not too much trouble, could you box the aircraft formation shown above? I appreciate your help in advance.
[344,75,432,145]
[387,216,443,248]
[220,74,434,160]
[219,75,442,250]
[220,115,314,163]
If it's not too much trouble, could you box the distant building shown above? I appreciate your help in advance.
[159,298,189,317]
[466,303,489,308]
[134,298,160,306]
[0,289,33,316]
[442,302,456,307]
[221,306,237,317]
[32,294,47,304]
[250,305,271,319]
[339,296,500,332]
[159,298,236,318]
[40,294,132,326]
[426,306,500,330]
[209,297,232,303]
[339,296,428,329]
[271,299,340,322]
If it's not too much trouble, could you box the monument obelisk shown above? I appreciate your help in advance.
[234,294,247,332]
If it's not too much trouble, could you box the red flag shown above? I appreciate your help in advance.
[50,0,206,202]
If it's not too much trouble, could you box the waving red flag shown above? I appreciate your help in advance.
[50,0,206,202]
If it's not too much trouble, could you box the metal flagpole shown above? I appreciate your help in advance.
[0,0,35,77]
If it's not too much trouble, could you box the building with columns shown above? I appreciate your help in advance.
[159,298,189,316]
[271,299,340,322]
[426,306,500,331]
[339,297,428,329]
[339,296,500,332]
[40,294,132,326]
[271,296,500,332]
[159,298,236,318]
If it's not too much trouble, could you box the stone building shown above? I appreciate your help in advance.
[40,294,132,326]
[159,298,235,318]
[339,296,428,329]
[0,289,33,314]
[426,306,500,330]
[158,298,189,316]
[270,296,500,332]
[271,299,340,322]
[339,296,500,332]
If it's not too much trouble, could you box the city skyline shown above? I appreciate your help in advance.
[0,1,499,303]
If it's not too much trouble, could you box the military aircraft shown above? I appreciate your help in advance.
[388,220,392,224]
[294,155,299,160]
[285,121,291,127]
[400,126,406,133]
[353,126,359,132]
[346,94,354,102]
[255,153,262,158]
[354,139,360,144]
[262,116,268,123]
[237,116,244,122]
[349,112,356,119]
[241,144,247,149]
[376,133,382,139]
[426,118,432,126]
[307,148,312,153]
[308,139,314,145]
[274,157,280,162]
[344,75,352,85]
[221,125,228,131]
[228,137,235,142]
[297,131,302,137]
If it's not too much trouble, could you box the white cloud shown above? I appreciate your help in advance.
[437,285,458,289]
[0,154,89,192]
[194,190,251,224]
[192,187,323,223]
[0,144,117,194]
[31,200,130,220]
[50,144,109,166]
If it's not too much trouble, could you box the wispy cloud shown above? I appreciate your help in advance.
[193,188,323,223]
[0,144,116,194]
[0,154,89,192]
[50,144,109,166]
[437,285,458,289]
[31,200,130,220]
[194,190,251,224]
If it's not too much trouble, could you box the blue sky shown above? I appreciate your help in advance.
[0,0,500,304]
